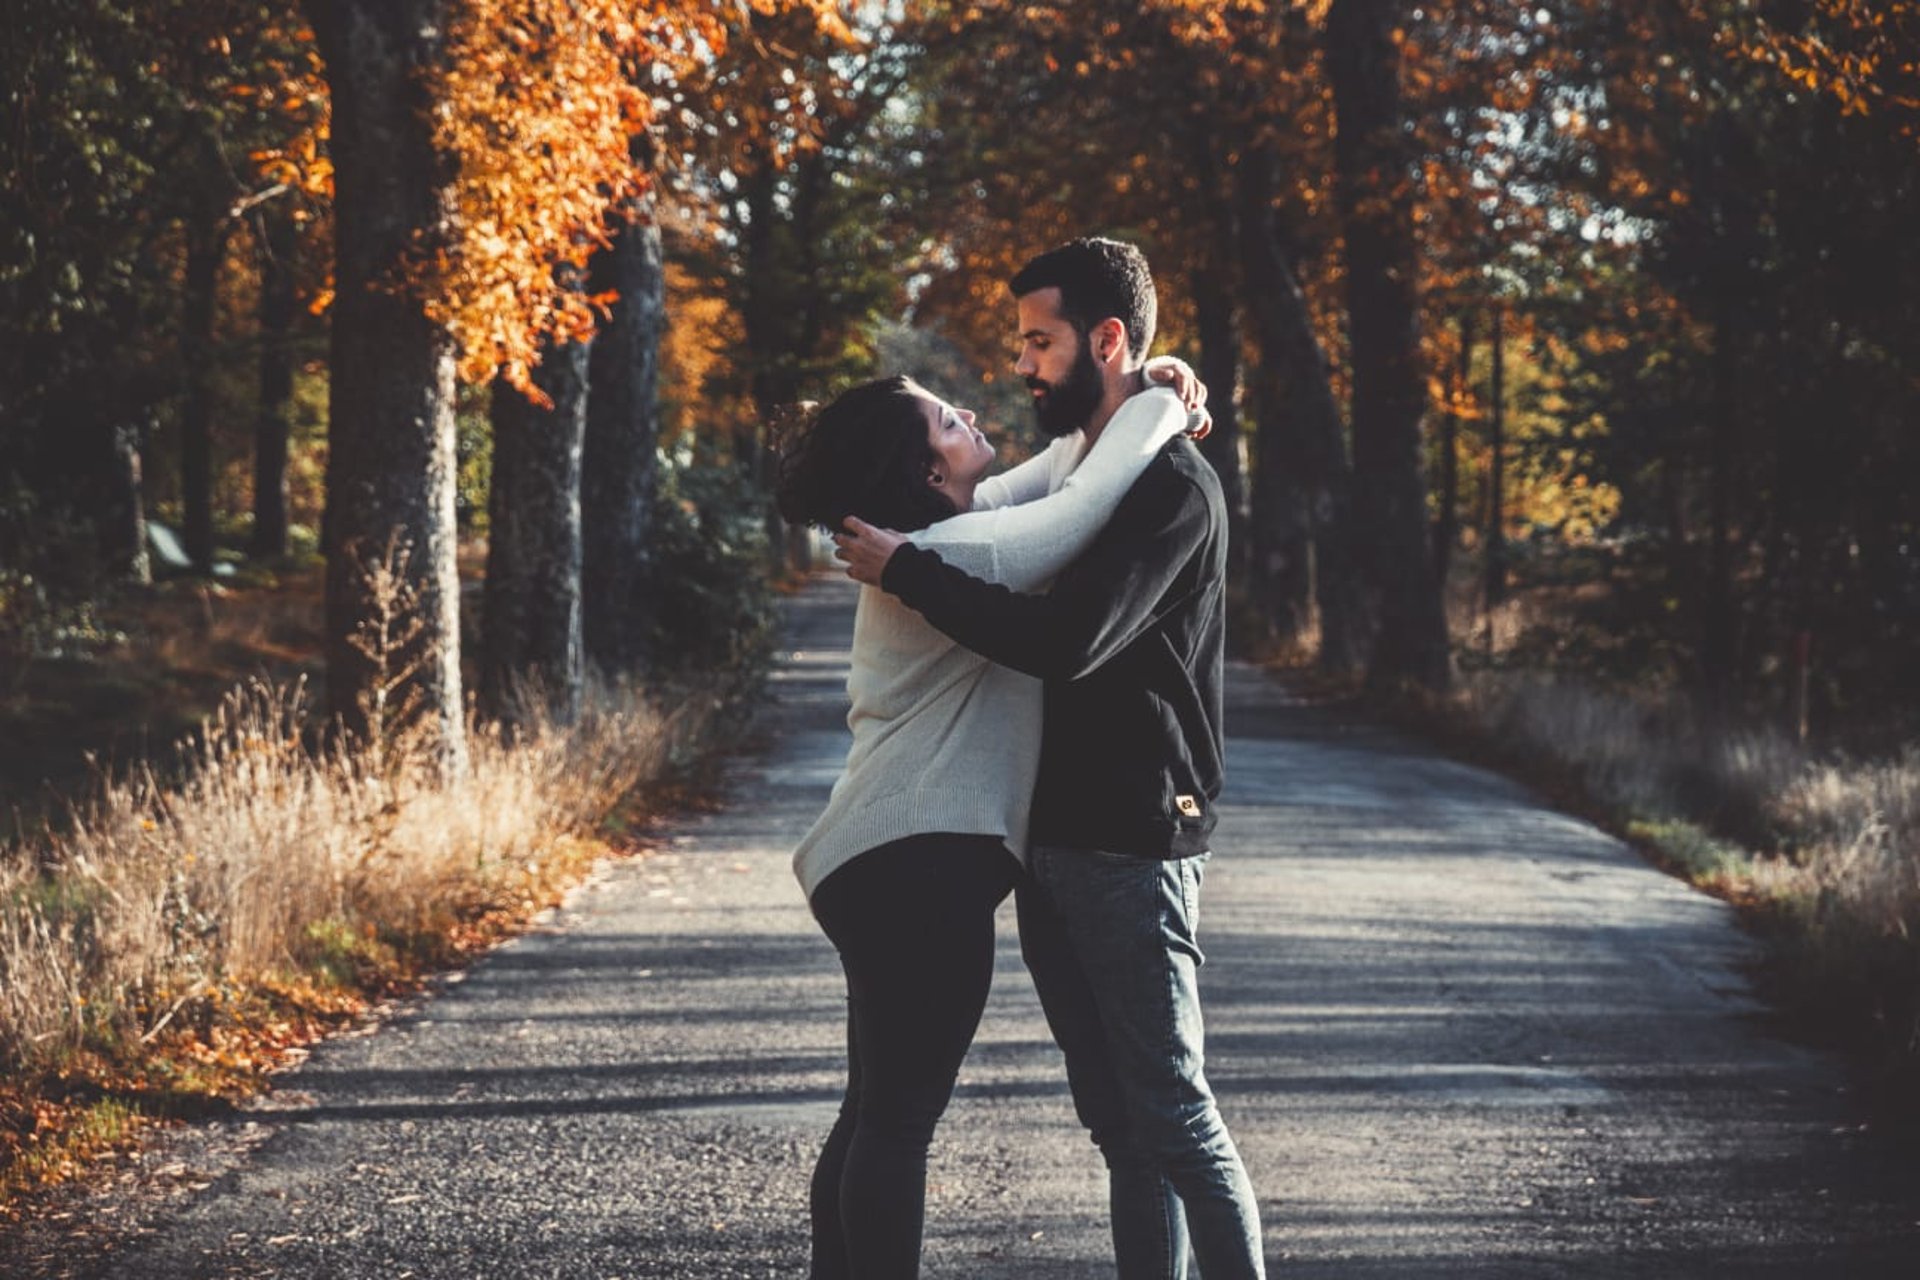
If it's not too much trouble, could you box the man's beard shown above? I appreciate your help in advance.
[1028,340,1104,438]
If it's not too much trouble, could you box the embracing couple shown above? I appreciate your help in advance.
[776,237,1265,1279]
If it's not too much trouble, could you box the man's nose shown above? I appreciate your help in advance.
[959,409,976,426]
[1014,349,1036,377]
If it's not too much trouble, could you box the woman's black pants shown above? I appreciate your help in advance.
[807,832,1017,1280]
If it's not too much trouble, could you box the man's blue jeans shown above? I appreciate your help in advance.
[1018,846,1265,1280]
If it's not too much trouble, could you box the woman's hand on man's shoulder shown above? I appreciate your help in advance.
[1142,358,1211,440]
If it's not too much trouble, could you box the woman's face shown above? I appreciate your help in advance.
[917,392,994,491]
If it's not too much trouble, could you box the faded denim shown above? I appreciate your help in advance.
[1018,846,1265,1280]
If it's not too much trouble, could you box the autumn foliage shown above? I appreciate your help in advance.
[1747,0,1920,136]
[431,2,702,391]
[429,0,855,395]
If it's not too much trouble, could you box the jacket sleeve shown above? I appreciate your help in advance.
[881,459,1211,681]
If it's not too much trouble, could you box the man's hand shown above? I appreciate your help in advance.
[1143,356,1212,441]
[832,516,908,585]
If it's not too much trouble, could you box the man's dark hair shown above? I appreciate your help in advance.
[1009,236,1157,363]
[773,376,959,535]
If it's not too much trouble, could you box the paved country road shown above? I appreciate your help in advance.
[10,575,1920,1278]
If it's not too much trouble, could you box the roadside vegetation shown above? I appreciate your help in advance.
[1,671,683,1202]
[1457,670,1917,1079]
[0,484,778,1211]
[1369,555,1920,1110]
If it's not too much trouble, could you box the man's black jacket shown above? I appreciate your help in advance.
[880,435,1227,859]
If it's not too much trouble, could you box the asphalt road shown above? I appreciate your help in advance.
[12,574,1919,1278]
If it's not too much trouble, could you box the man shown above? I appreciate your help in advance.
[834,237,1265,1279]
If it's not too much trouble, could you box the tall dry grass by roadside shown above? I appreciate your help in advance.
[1458,672,1920,1075]
[0,668,708,1081]
[1461,674,1809,847]
[1764,748,1920,1063]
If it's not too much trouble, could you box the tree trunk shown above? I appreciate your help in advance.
[482,331,589,728]
[1485,307,1508,609]
[1660,446,1696,654]
[1236,146,1368,674]
[1327,0,1452,694]
[1193,263,1249,586]
[1702,307,1738,719]
[1243,350,1316,649]
[582,196,666,675]
[1433,312,1468,586]
[251,203,297,559]
[785,149,831,578]
[739,160,787,574]
[101,418,150,584]
[785,523,816,574]
[181,200,224,577]
[308,0,465,769]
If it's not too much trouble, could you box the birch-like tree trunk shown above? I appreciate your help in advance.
[483,328,589,728]
[102,419,150,584]
[581,198,666,675]
[307,0,465,769]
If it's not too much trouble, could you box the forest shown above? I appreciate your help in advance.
[2,0,1918,1194]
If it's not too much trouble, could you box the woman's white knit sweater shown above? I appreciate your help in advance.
[792,387,1189,898]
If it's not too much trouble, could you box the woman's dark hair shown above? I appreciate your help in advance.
[773,376,961,534]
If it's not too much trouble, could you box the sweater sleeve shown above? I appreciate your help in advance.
[970,437,1069,511]
[881,453,1214,681]
[906,388,1185,590]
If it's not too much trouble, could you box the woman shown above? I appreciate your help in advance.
[775,366,1199,1279]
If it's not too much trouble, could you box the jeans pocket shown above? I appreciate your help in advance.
[1181,853,1208,935]
[1168,856,1208,968]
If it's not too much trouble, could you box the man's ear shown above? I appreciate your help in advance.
[1091,317,1129,367]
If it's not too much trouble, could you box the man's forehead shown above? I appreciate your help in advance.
[1015,287,1071,333]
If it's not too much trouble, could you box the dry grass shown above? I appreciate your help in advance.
[1455,671,1920,1085]
[0,670,703,1071]
[0,662,733,1198]
[1461,674,1807,844]
[1760,750,1920,1068]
